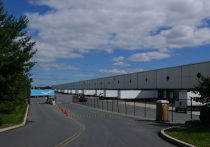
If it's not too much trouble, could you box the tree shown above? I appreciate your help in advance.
[192,75,210,123]
[192,75,210,104]
[0,1,36,113]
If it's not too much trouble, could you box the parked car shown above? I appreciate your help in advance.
[78,94,87,102]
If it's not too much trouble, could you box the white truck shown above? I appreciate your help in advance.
[175,90,204,112]
[119,90,158,99]
[64,90,68,94]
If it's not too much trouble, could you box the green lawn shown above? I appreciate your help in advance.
[0,104,27,129]
[165,124,210,147]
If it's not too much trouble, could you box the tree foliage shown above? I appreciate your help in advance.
[0,1,36,114]
[192,75,210,104]
[32,86,52,89]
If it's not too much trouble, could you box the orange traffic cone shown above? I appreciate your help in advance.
[64,110,68,117]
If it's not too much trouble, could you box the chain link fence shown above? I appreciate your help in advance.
[76,95,201,124]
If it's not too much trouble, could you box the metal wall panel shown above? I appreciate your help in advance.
[182,62,210,88]
[113,75,124,89]
[104,77,114,89]
[83,81,88,90]
[157,67,182,89]
[79,82,83,90]
[64,84,70,90]
[86,80,91,90]
[123,73,138,89]
[78,82,81,89]
[93,80,97,89]
[97,78,105,89]
[72,83,75,90]
[76,82,80,90]
[74,83,77,90]
[52,61,210,90]
[74,83,78,90]
[138,71,157,89]
[91,79,97,90]
[72,83,76,90]
[82,81,87,90]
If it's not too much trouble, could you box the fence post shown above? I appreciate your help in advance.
[125,101,127,114]
[97,99,99,108]
[134,101,136,116]
[112,100,113,112]
[102,100,103,110]
[106,99,108,111]
[144,100,146,118]
[90,99,92,107]
[191,98,193,120]
[117,99,119,113]
[172,98,174,122]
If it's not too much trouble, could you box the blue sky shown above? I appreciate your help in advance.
[3,0,210,86]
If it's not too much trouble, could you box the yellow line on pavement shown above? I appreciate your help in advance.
[54,112,86,147]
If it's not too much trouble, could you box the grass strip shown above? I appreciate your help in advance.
[165,124,210,147]
[0,104,27,129]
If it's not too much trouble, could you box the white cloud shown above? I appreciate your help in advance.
[27,0,210,63]
[33,41,84,62]
[98,69,129,74]
[128,49,170,62]
[98,68,143,74]
[112,56,130,66]
[113,61,130,67]
[38,63,80,71]
[112,56,125,62]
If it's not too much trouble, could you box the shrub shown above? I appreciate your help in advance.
[0,117,3,126]
[199,104,210,124]
[0,101,15,114]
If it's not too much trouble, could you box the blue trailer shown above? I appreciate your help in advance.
[31,89,56,105]
[31,89,55,97]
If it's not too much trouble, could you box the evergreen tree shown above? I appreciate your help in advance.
[0,1,36,113]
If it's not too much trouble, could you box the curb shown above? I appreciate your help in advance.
[0,104,29,133]
[160,126,196,147]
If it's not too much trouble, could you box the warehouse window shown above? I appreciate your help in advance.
[166,76,170,81]
[197,72,201,79]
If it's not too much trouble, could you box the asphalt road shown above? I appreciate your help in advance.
[0,94,175,147]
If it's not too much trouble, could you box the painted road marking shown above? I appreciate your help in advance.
[54,107,86,147]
